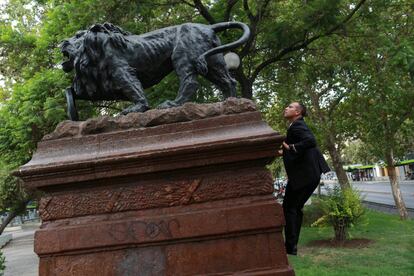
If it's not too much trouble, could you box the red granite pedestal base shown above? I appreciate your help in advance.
[17,99,294,275]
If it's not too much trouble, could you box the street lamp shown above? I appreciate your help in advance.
[224,52,240,70]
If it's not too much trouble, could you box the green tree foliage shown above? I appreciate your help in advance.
[0,70,68,166]
[178,0,367,99]
[0,69,67,232]
[341,140,379,165]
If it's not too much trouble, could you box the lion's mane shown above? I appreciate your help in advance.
[72,23,132,101]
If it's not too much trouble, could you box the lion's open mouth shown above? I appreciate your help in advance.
[61,50,74,72]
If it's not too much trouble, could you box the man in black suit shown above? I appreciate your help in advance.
[280,102,330,255]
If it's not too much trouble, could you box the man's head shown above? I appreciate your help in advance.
[283,102,307,122]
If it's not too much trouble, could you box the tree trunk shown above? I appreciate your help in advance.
[0,210,19,235]
[385,150,409,220]
[234,68,253,99]
[326,140,351,190]
[0,199,30,235]
[241,84,253,100]
[333,219,347,242]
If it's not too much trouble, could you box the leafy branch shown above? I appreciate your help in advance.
[252,0,367,81]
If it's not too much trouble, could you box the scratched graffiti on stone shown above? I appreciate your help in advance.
[109,219,180,243]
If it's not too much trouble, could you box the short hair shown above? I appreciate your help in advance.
[297,102,307,117]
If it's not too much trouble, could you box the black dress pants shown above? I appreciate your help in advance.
[282,180,319,250]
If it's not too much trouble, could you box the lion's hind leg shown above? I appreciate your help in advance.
[158,72,199,109]
[205,55,237,98]
[158,39,204,109]
[158,50,201,109]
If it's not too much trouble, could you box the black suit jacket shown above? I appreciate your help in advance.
[283,117,330,191]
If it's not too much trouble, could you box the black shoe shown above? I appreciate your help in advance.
[285,245,297,255]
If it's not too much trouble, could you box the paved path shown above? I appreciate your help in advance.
[2,224,39,276]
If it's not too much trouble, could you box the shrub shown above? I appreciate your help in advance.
[312,186,365,241]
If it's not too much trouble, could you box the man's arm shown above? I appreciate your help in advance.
[287,124,316,154]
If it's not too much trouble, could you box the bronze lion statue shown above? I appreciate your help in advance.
[61,22,250,120]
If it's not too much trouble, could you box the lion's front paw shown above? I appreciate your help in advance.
[121,104,149,115]
[157,100,180,109]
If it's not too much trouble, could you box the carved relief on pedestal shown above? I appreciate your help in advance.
[40,169,274,221]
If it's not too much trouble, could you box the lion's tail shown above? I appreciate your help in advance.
[196,22,251,76]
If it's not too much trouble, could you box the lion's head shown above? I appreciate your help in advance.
[60,23,131,99]
[61,30,86,73]
[61,23,130,71]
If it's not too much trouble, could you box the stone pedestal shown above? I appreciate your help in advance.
[17,99,294,275]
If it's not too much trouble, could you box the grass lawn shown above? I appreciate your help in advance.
[289,209,414,275]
